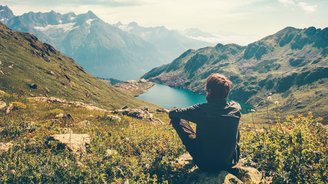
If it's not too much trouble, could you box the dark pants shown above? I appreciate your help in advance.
[171,118,239,172]
[171,118,199,162]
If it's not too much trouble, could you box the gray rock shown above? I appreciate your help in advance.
[191,171,243,184]
[176,153,262,184]
[48,134,90,153]
[105,115,121,123]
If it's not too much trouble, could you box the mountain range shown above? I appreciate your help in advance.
[143,26,328,119]
[115,22,211,62]
[0,5,210,80]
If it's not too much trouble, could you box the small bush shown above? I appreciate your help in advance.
[241,113,327,183]
[49,108,64,116]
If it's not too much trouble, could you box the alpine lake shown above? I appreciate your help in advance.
[137,83,252,113]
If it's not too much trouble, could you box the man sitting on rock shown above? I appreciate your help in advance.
[169,73,241,172]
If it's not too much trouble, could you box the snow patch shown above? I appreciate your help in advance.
[116,23,132,32]
[86,19,95,25]
[34,23,77,32]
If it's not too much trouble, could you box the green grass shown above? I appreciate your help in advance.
[0,92,327,183]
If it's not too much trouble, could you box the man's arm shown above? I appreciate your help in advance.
[168,104,204,123]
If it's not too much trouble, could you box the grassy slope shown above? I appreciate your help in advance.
[0,91,326,183]
[0,23,153,110]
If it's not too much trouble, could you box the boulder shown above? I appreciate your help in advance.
[105,115,121,123]
[113,108,151,120]
[112,107,165,124]
[48,134,90,153]
[190,171,243,184]
[228,166,262,184]
[175,153,262,184]
[0,101,6,111]
[0,142,13,153]
[29,83,38,89]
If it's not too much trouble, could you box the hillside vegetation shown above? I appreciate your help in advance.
[143,27,328,120]
[0,23,149,109]
[0,90,327,183]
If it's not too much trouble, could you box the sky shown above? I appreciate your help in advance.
[1,0,327,45]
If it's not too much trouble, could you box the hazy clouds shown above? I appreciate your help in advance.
[2,0,327,45]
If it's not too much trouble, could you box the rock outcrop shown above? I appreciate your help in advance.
[102,114,122,123]
[175,153,262,184]
[112,106,163,124]
[48,134,90,154]
[28,97,110,112]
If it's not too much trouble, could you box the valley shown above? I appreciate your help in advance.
[0,3,327,183]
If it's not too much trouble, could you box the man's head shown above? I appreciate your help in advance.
[205,73,232,100]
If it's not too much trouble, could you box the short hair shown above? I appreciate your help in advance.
[205,73,232,99]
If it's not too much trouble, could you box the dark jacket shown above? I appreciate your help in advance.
[169,98,241,172]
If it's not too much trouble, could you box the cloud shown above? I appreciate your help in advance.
[297,2,317,13]
[278,0,317,13]
[1,0,142,7]
[278,0,295,6]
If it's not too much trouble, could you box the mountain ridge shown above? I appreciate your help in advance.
[1,6,211,80]
[143,26,328,119]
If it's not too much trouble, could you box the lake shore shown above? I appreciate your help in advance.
[114,79,155,97]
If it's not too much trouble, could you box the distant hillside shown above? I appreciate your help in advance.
[0,22,148,109]
[143,27,328,119]
[1,6,211,80]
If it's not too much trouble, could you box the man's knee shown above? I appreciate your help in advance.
[170,118,182,129]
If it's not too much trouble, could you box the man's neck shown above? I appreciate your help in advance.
[206,97,227,104]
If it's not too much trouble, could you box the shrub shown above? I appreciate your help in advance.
[241,113,327,183]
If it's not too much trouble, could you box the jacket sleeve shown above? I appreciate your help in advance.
[168,104,204,123]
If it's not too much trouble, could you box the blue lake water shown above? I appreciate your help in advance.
[137,84,206,108]
[137,84,252,113]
